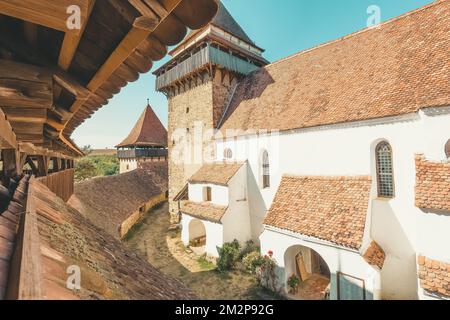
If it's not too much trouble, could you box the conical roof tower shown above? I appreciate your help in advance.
[116,102,167,148]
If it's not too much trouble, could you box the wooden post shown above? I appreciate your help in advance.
[51,157,60,172]
[36,156,49,177]
[25,157,38,177]
[2,148,18,177]
[60,158,66,170]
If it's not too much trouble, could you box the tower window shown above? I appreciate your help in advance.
[375,141,395,198]
[186,107,190,114]
[203,187,212,202]
[445,139,450,158]
[262,150,270,189]
[224,148,233,159]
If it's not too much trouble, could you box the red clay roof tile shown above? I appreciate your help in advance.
[189,162,244,186]
[220,0,449,134]
[116,104,167,148]
[415,155,450,212]
[181,201,228,223]
[264,175,372,249]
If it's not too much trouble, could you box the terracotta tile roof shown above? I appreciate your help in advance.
[264,175,372,249]
[32,180,196,300]
[116,104,167,148]
[180,201,228,223]
[188,162,244,186]
[418,256,450,298]
[220,0,449,134]
[69,162,167,238]
[363,241,386,270]
[415,155,450,212]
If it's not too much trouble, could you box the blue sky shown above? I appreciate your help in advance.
[72,0,434,149]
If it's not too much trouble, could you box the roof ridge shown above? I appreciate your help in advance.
[283,174,372,181]
[266,0,443,69]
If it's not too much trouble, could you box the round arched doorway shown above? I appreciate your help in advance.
[188,219,206,255]
[284,245,331,300]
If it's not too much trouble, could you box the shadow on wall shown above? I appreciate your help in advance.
[246,165,268,243]
[220,68,275,125]
[372,200,418,300]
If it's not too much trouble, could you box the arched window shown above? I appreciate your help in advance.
[375,141,395,198]
[223,148,233,159]
[445,139,450,159]
[262,150,270,189]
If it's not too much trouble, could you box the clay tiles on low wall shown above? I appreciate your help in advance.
[415,155,450,212]
[363,241,386,270]
[418,256,450,298]
[70,162,168,238]
[27,180,196,300]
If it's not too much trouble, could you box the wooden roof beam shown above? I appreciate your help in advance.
[0,108,18,149]
[0,59,53,109]
[58,0,96,71]
[69,0,181,116]
[0,0,89,34]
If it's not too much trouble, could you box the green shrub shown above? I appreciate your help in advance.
[239,240,259,260]
[74,159,99,182]
[216,240,240,272]
[242,251,264,274]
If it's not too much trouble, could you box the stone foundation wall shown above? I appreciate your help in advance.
[119,193,167,238]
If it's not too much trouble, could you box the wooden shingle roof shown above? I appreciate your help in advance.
[264,175,372,250]
[220,0,449,135]
[116,104,167,148]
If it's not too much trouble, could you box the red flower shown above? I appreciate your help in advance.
[268,250,273,257]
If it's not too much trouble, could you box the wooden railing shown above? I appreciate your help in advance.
[6,177,43,300]
[37,169,74,202]
[117,148,168,159]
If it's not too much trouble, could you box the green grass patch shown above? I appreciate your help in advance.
[197,255,216,271]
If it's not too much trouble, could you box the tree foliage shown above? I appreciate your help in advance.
[74,155,119,182]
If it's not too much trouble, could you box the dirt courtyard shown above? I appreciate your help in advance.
[124,202,278,300]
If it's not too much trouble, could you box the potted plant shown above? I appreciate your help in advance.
[287,274,300,294]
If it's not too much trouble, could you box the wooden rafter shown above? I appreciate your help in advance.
[0,0,89,34]
[58,0,96,71]
[69,0,182,116]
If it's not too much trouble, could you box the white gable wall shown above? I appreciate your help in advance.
[188,183,229,205]
[216,109,450,299]
[221,164,252,244]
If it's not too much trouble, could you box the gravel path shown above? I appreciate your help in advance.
[124,202,273,300]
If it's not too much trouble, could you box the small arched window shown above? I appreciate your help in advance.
[262,150,270,189]
[445,139,450,159]
[375,141,395,198]
[223,148,233,159]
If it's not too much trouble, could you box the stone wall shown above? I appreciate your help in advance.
[167,68,238,222]
[120,192,167,238]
